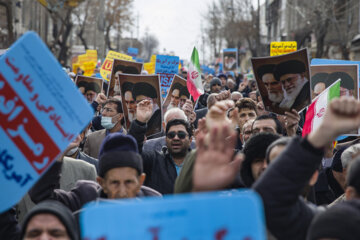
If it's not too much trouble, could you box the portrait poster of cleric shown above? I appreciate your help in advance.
[310,64,359,135]
[107,59,143,97]
[119,73,162,137]
[251,48,311,115]
[310,64,358,100]
[75,75,103,103]
[223,48,238,72]
[162,75,192,113]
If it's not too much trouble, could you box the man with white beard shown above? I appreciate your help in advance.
[257,64,284,111]
[122,82,137,129]
[274,60,311,112]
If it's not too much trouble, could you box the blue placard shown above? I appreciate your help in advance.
[0,32,93,213]
[80,190,266,240]
[223,48,237,52]
[127,47,139,58]
[155,55,180,98]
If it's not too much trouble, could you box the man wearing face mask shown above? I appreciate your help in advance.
[83,98,126,159]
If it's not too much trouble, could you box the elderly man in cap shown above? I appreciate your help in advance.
[132,82,162,136]
[311,72,329,98]
[121,82,136,129]
[29,133,161,213]
[257,64,284,109]
[274,60,311,111]
[85,82,101,104]
[327,71,355,97]
[179,86,190,109]
[168,82,183,109]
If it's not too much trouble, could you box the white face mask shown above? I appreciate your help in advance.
[101,116,116,129]
[65,147,78,156]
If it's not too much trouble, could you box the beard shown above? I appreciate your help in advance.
[168,147,188,158]
[128,111,136,122]
[268,91,283,103]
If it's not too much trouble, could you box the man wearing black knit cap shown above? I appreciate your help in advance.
[209,77,222,93]
[240,132,280,187]
[274,59,311,111]
[132,82,162,136]
[21,200,79,240]
[29,133,161,213]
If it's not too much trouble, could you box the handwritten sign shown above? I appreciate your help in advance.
[270,41,297,56]
[80,190,265,240]
[155,55,180,98]
[0,32,93,213]
[100,51,133,81]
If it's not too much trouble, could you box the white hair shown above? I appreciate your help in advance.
[164,108,187,124]
[341,143,360,169]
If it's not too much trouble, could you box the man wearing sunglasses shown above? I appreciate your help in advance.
[130,100,193,194]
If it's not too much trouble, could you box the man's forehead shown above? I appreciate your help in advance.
[239,108,256,114]
[253,119,276,128]
[168,124,186,131]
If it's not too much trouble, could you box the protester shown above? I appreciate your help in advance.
[21,200,79,240]
[83,98,125,159]
[235,98,258,130]
[142,107,196,152]
[129,100,193,194]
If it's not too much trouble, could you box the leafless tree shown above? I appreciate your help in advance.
[141,30,159,61]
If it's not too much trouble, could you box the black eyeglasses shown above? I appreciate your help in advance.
[166,131,188,139]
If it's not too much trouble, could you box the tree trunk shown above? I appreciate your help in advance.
[105,25,114,51]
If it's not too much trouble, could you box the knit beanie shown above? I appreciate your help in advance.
[210,77,222,88]
[307,200,360,240]
[21,200,79,240]
[241,132,280,187]
[98,133,143,177]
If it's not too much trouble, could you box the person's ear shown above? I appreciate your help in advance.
[162,121,166,130]
[345,186,358,200]
[97,176,105,188]
[139,173,146,186]
[309,170,319,186]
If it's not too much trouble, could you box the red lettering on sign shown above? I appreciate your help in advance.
[316,107,325,118]
[214,228,228,240]
[0,73,60,174]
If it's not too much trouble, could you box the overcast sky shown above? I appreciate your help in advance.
[131,0,264,60]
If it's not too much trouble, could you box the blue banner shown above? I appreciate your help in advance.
[127,47,139,58]
[155,55,180,98]
[81,190,266,240]
[0,32,93,213]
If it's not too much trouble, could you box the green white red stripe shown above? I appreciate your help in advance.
[302,79,340,137]
[187,47,204,101]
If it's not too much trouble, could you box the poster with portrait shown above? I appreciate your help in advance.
[75,75,103,103]
[107,59,143,97]
[223,48,238,72]
[251,48,311,115]
[162,75,192,113]
[310,65,358,100]
[119,73,162,137]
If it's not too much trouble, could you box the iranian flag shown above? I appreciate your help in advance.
[187,47,204,101]
[302,79,340,137]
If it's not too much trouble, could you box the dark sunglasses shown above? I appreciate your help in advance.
[166,131,188,139]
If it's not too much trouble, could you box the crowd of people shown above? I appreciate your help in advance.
[2,63,360,240]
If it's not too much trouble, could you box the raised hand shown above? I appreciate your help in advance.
[136,99,153,123]
[95,93,107,105]
[284,109,300,136]
[309,97,360,148]
[206,100,234,129]
[193,124,243,192]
